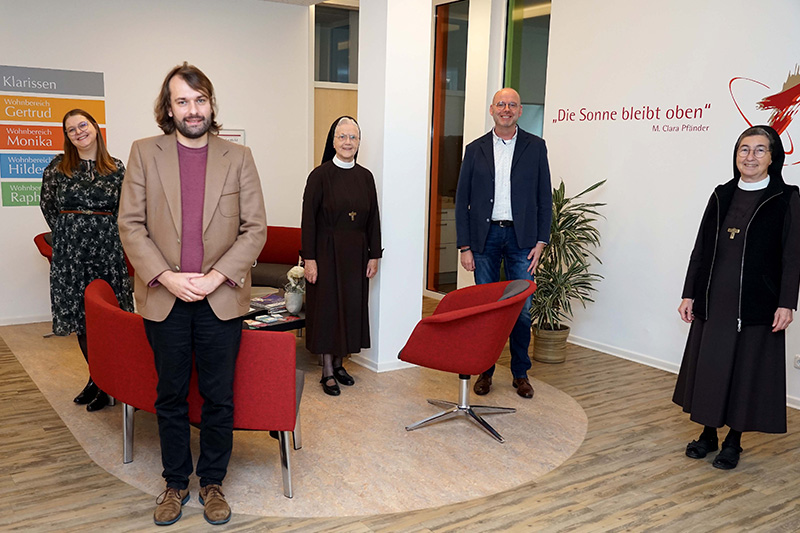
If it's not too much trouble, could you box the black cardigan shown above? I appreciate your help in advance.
[682,175,800,326]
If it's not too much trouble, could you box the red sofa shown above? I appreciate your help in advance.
[251,226,302,289]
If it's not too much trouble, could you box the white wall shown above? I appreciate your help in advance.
[10,0,800,403]
[0,0,310,325]
[544,0,800,403]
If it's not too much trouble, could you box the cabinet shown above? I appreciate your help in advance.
[438,207,457,273]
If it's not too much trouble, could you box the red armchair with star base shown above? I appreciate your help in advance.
[398,279,536,443]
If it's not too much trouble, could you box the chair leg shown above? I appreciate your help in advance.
[471,404,516,415]
[277,431,293,498]
[108,395,117,407]
[123,403,135,463]
[405,376,516,443]
[292,412,302,450]
[427,399,457,410]
[405,406,461,431]
[465,408,507,443]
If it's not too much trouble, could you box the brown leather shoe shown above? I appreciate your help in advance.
[153,487,189,526]
[199,484,231,525]
[474,373,492,396]
[513,377,534,399]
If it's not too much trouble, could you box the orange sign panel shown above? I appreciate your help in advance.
[0,95,106,124]
[0,124,106,152]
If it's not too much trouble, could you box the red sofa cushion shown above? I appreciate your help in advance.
[257,226,302,266]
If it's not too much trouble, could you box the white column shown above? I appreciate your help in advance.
[354,0,433,371]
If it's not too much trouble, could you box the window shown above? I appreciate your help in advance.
[315,5,359,84]
[504,0,550,136]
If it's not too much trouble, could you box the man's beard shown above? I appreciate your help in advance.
[175,114,211,139]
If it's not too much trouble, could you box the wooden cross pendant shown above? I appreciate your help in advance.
[348,211,357,221]
[727,227,740,240]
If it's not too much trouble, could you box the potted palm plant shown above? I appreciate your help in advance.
[531,179,605,363]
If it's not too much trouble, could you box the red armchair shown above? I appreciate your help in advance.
[84,279,302,497]
[35,231,135,276]
[34,232,55,338]
[398,279,536,443]
[34,232,53,263]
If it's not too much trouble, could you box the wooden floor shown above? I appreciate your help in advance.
[3,306,800,531]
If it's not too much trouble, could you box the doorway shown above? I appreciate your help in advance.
[426,0,470,294]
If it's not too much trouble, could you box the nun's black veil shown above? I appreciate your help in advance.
[321,115,360,165]
[733,124,785,181]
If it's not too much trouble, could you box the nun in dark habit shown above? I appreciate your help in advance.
[674,124,800,469]
[300,116,383,396]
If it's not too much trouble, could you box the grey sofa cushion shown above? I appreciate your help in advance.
[252,263,290,289]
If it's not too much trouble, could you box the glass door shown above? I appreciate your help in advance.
[426,0,469,294]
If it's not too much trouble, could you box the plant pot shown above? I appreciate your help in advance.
[532,326,570,364]
[285,291,303,314]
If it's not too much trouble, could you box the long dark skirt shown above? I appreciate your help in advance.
[673,316,786,433]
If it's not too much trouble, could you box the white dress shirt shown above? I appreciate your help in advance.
[491,127,517,221]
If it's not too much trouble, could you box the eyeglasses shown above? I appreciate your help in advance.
[494,102,519,110]
[335,134,358,142]
[738,146,770,159]
[66,121,91,137]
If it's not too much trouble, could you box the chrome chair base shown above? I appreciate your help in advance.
[405,376,516,443]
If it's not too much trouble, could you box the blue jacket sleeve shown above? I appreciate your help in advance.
[536,140,553,244]
[455,144,475,249]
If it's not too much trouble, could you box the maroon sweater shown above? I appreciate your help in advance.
[177,142,207,273]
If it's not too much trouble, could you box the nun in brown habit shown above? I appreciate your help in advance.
[301,116,382,396]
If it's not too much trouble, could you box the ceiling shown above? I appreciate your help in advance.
[263,0,327,5]
[262,0,358,6]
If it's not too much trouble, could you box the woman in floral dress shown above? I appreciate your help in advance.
[40,109,133,411]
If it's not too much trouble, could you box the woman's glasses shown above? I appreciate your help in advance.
[66,121,91,137]
[737,146,770,159]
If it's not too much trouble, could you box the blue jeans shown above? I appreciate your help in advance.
[472,224,534,379]
[144,299,242,489]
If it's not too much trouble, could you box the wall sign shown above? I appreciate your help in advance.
[0,65,105,207]
[219,129,246,146]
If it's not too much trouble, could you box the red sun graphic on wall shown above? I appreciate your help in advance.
[730,66,800,166]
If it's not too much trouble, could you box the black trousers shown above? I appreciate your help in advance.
[144,298,242,489]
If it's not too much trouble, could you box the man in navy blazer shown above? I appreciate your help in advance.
[455,87,552,399]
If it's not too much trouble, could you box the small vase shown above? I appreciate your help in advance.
[285,291,303,314]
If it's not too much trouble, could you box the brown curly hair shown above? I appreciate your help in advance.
[154,62,221,135]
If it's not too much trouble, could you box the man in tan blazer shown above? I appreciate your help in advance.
[118,62,266,527]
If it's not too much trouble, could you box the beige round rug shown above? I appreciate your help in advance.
[2,322,587,517]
